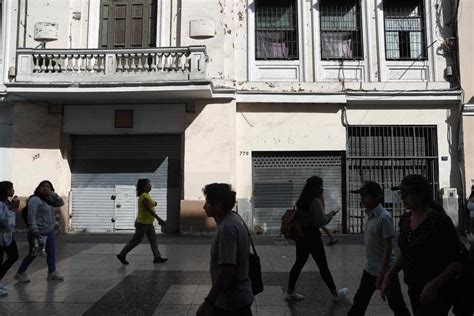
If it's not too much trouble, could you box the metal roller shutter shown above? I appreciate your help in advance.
[71,134,182,233]
[252,152,345,235]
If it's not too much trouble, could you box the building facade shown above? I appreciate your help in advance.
[0,0,464,234]
[459,0,474,225]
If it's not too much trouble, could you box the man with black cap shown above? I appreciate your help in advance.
[348,181,410,316]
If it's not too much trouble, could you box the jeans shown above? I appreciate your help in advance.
[210,304,253,316]
[288,227,337,294]
[348,270,411,316]
[119,222,162,259]
[0,238,19,279]
[18,231,57,274]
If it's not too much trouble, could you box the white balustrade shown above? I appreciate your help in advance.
[15,46,207,83]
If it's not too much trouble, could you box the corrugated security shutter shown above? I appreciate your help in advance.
[71,135,181,233]
[252,152,344,235]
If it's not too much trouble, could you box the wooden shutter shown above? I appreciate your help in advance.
[100,0,157,49]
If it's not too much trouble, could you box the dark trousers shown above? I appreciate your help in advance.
[288,228,337,294]
[0,238,19,279]
[348,270,410,316]
[119,222,161,258]
[408,285,452,316]
[18,231,57,274]
[211,304,252,316]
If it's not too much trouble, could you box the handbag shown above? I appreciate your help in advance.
[234,211,264,295]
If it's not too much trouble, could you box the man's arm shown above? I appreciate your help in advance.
[205,264,237,304]
[376,238,393,289]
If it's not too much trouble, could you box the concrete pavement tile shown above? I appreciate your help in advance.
[255,294,287,306]
[196,285,211,294]
[13,303,91,316]
[167,285,198,294]
[0,303,26,315]
[256,305,291,316]
[160,293,195,305]
[153,305,190,316]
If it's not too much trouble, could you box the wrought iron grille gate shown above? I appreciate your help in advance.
[346,126,439,233]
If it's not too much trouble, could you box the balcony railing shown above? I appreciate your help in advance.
[15,46,207,84]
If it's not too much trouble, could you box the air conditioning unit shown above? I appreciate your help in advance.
[440,188,459,226]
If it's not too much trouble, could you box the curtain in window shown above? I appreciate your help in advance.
[255,1,297,60]
[321,32,353,59]
[320,1,360,59]
[256,31,289,59]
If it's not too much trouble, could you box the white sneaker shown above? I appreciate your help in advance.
[333,288,348,300]
[284,293,304,301]
[47,271,64,281]
[0,286,8,297]
[14,273,31,283]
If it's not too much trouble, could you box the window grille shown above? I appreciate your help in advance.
[346,126,439,233]
[320,0,363,60]
[384,0,426,60]
[255,0,299,60]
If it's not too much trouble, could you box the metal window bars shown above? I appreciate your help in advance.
[320,0,363,60]
[383,0,427,60]
[346,126,439,233]
[255,0,299,60]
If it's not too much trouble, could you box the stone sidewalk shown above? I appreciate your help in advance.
[0,234,409,316]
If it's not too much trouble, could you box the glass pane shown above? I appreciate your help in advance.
[320,1,357,31]
[410,32,422,58]
[385,32,400,59]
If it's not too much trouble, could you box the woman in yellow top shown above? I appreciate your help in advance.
[117,179,167,264]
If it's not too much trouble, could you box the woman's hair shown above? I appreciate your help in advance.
[400,174,445,213]
[296,176,324,212]
[33,180,56,205]
[0,181,13,201]
[203,183,236,212]
[136,178,150,197]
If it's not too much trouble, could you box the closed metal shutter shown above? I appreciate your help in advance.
[71,135,182,233]
[252,152,345,235]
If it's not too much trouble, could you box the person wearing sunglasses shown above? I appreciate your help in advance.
[381,175,469,316]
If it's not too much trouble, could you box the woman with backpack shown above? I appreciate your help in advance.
[14,180,64,283]
[285,176,348,301]
[116,178,167,265]
[0,181,20,296]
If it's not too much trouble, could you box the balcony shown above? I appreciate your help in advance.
[14,46,208,85]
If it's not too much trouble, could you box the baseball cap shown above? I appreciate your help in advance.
[350,181,383,197]
[391,174,430,193]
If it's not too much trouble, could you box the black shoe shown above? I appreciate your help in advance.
[153,257,168,263]
[117,254,129,265]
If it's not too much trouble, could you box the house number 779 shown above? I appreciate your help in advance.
[240,151,249,156]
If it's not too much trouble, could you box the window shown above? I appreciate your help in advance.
[384,0,426,60]
[255,0,298,60]
[100,0,157,49]
[320,0,363,60]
